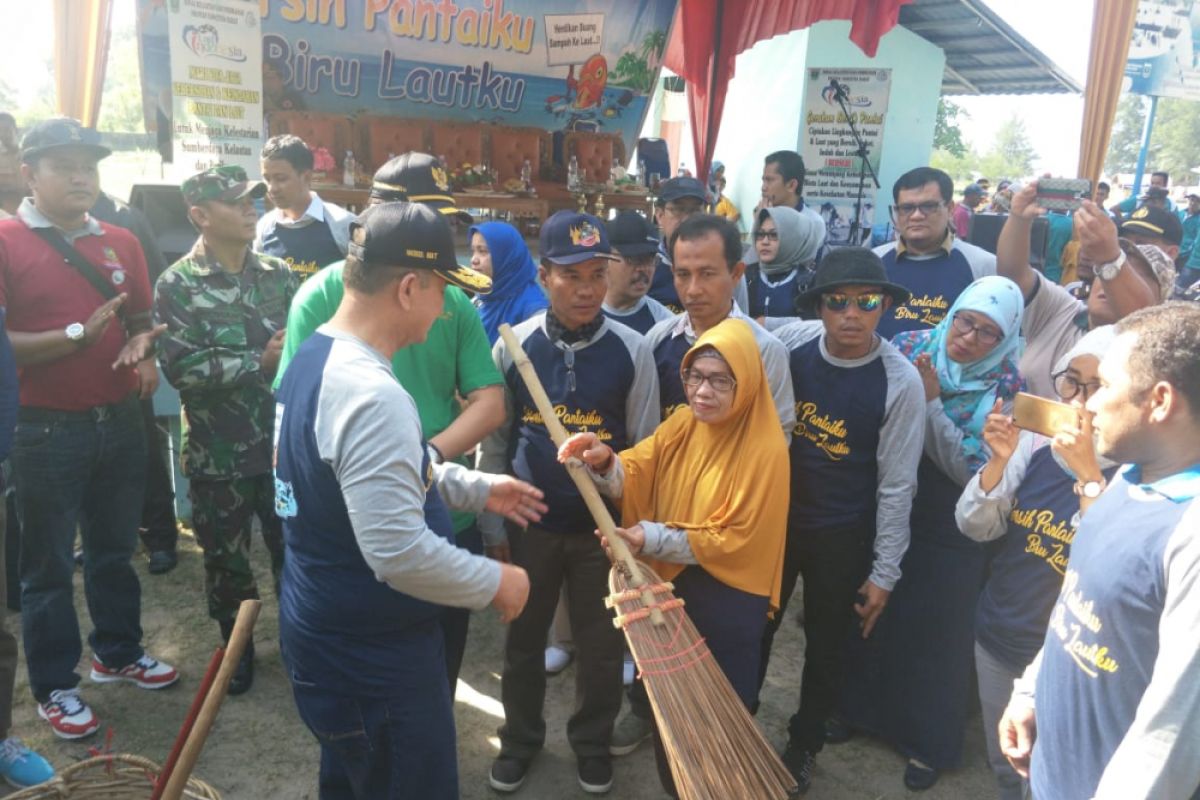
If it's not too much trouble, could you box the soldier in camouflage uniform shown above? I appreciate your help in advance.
[155,165,298,695]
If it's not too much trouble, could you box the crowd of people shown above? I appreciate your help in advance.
[0,114,1195,800]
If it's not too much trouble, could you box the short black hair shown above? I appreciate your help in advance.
[892,167,953,204]
[765,150,805,191]
[1098,181,1110,192]
[261,134,314,173]
[669,214,742,270]
[1117,302,1200,416]
[1152,170,1170,184]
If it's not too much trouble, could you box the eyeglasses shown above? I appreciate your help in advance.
[754,230,779,241]
[682,369,737,393]
[890,201,945,219]
[822,293,884,313]
[1052,371,1100,401]
[950,313,1003,346]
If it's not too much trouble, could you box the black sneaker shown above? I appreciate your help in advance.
[780,742,815,793]
[824,717,855,745]
[903,758,939,791]
[148,550,178,575]
[577,756,612,794]
[227,643,254,696]
[489,756,531,793]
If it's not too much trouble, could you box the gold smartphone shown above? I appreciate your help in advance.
[1012,392,1079,438]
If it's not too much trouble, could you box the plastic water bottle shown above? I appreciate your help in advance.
[639,159,647,187]
[343,150,356,187]
[678,162,690,178]
[520,159,533,192]
[568,155,580,191]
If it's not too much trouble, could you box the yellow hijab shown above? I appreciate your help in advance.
[618,318,790,611]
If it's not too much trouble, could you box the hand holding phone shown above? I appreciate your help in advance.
[1012,392,1080,438]
[1036,178,1092,213]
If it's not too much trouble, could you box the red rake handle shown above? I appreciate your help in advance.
[498,324,665,624]
[151,647,224,800]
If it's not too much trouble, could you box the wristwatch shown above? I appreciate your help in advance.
[1094,250,1126,282]
[1073,477,1108,499]
[64,322,85,343]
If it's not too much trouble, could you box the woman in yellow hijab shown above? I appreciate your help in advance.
[558,317,790,712]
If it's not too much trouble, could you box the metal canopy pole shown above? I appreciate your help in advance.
[1131,94,1159,200]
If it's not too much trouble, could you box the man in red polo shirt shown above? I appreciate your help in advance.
[0,118,178,740]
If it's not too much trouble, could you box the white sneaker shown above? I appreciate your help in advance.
[544,645,573,675]
[91,653,179,689]
[37,689,99,740]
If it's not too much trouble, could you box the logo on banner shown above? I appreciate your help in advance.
[182,24,248,63]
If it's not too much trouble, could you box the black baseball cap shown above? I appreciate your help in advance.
[348,202,491,294]
[1120,204,1183,245]
[655,176,708,205]
[539,210,618,265]
[370,152,472,224]
[20,117,111,163]
[796,247,911,311]
[605,211,659,257]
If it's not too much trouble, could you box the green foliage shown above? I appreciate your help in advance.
[978,115,1037,181]
[1102,93,1200,186]
[931,146,979,186]
[611,29,668,94]
[97,23,147,133]
[1104,94,1146,176]
[934,98,969,158]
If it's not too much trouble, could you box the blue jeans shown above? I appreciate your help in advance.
[13,399,146,701]
[288,621,458,800]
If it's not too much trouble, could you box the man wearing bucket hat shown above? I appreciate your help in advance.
[601,211,674,334]
[274,201,541,800]
[759,248,925,793]
[272,154,507,695]
[155,164,300,695]
[478,210,660,795]
[0,117,175,742]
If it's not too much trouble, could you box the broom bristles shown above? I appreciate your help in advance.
[610,564,799,800]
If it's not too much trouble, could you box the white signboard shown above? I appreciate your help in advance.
[543,13,605,66]
[167,0,263,178]
[802,68,892,246]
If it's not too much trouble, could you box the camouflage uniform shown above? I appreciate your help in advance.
[155,236,298,623]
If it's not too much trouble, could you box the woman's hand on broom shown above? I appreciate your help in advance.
[558,432,615,473]
[596,524,645,558]
[484,476,549,528]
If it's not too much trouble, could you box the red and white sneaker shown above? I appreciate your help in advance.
[37,689,99,739]
[90,654,179,690]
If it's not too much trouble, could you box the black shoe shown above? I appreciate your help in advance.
[903,759,939,791]
[227,642,254,696]
[147,550,178,575]
[780,742,815,793]
[488,756,531,793]
[577,756,613,794]
[824,717,855,745]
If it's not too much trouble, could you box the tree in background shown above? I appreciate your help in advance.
[934,98,969,158]
[96,22,145,133]
[1104,94,1147,177]
[979,115,1037,181]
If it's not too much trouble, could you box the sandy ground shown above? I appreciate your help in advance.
[4,531,995,799]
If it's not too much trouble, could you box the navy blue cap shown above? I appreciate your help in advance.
[20,117,111,163]
[539,211,618,265]
[605,211,659,257]
[655,176,708,204]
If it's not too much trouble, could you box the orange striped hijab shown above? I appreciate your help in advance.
[618,318,790,611]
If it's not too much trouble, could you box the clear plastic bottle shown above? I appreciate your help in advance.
[520,159,533,192]
[568,155,580,191]
[639,159,647,187]
[343,150,356,187]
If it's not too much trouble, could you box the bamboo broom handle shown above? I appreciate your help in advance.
[498,324,665,624]
[159,599,261,800]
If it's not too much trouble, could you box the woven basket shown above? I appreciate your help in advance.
[5,753,220,799]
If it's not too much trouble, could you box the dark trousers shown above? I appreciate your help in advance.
[290,621,457,800]
[439,525,481,695]
[757,518,874,753]
[13,399,146,701]
[499,525,623,760]
[189,474,284,624]
[0,499,18,737]
[138,398,177,553]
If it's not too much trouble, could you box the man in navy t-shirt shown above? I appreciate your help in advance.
[873,167,995,339]
[274,202,541,799]
[1000,303,1200,800]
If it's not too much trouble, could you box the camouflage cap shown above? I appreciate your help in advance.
[182,164,267,206]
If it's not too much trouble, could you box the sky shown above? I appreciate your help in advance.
[1,0,1096,175]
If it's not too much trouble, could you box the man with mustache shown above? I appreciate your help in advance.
[255,134,354,282]
[601,211,674,334]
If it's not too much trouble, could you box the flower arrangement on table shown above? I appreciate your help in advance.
[449,163,496,193]
[310,146,336,183]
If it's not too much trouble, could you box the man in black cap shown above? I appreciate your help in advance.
[273,152,507,695]
[602,211,674,333]
[0,117,175,740]
[647,175,708,312]
[274,201,540,800]
[155,165,299,695]
[759,248,925,792]
[1118,203,1183,261]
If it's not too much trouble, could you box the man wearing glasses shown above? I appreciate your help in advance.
[995,182,1162,399]
[874,167,997,339]
[761,248,925,793]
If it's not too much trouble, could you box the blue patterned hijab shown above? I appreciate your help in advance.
[893,276,1025,470]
